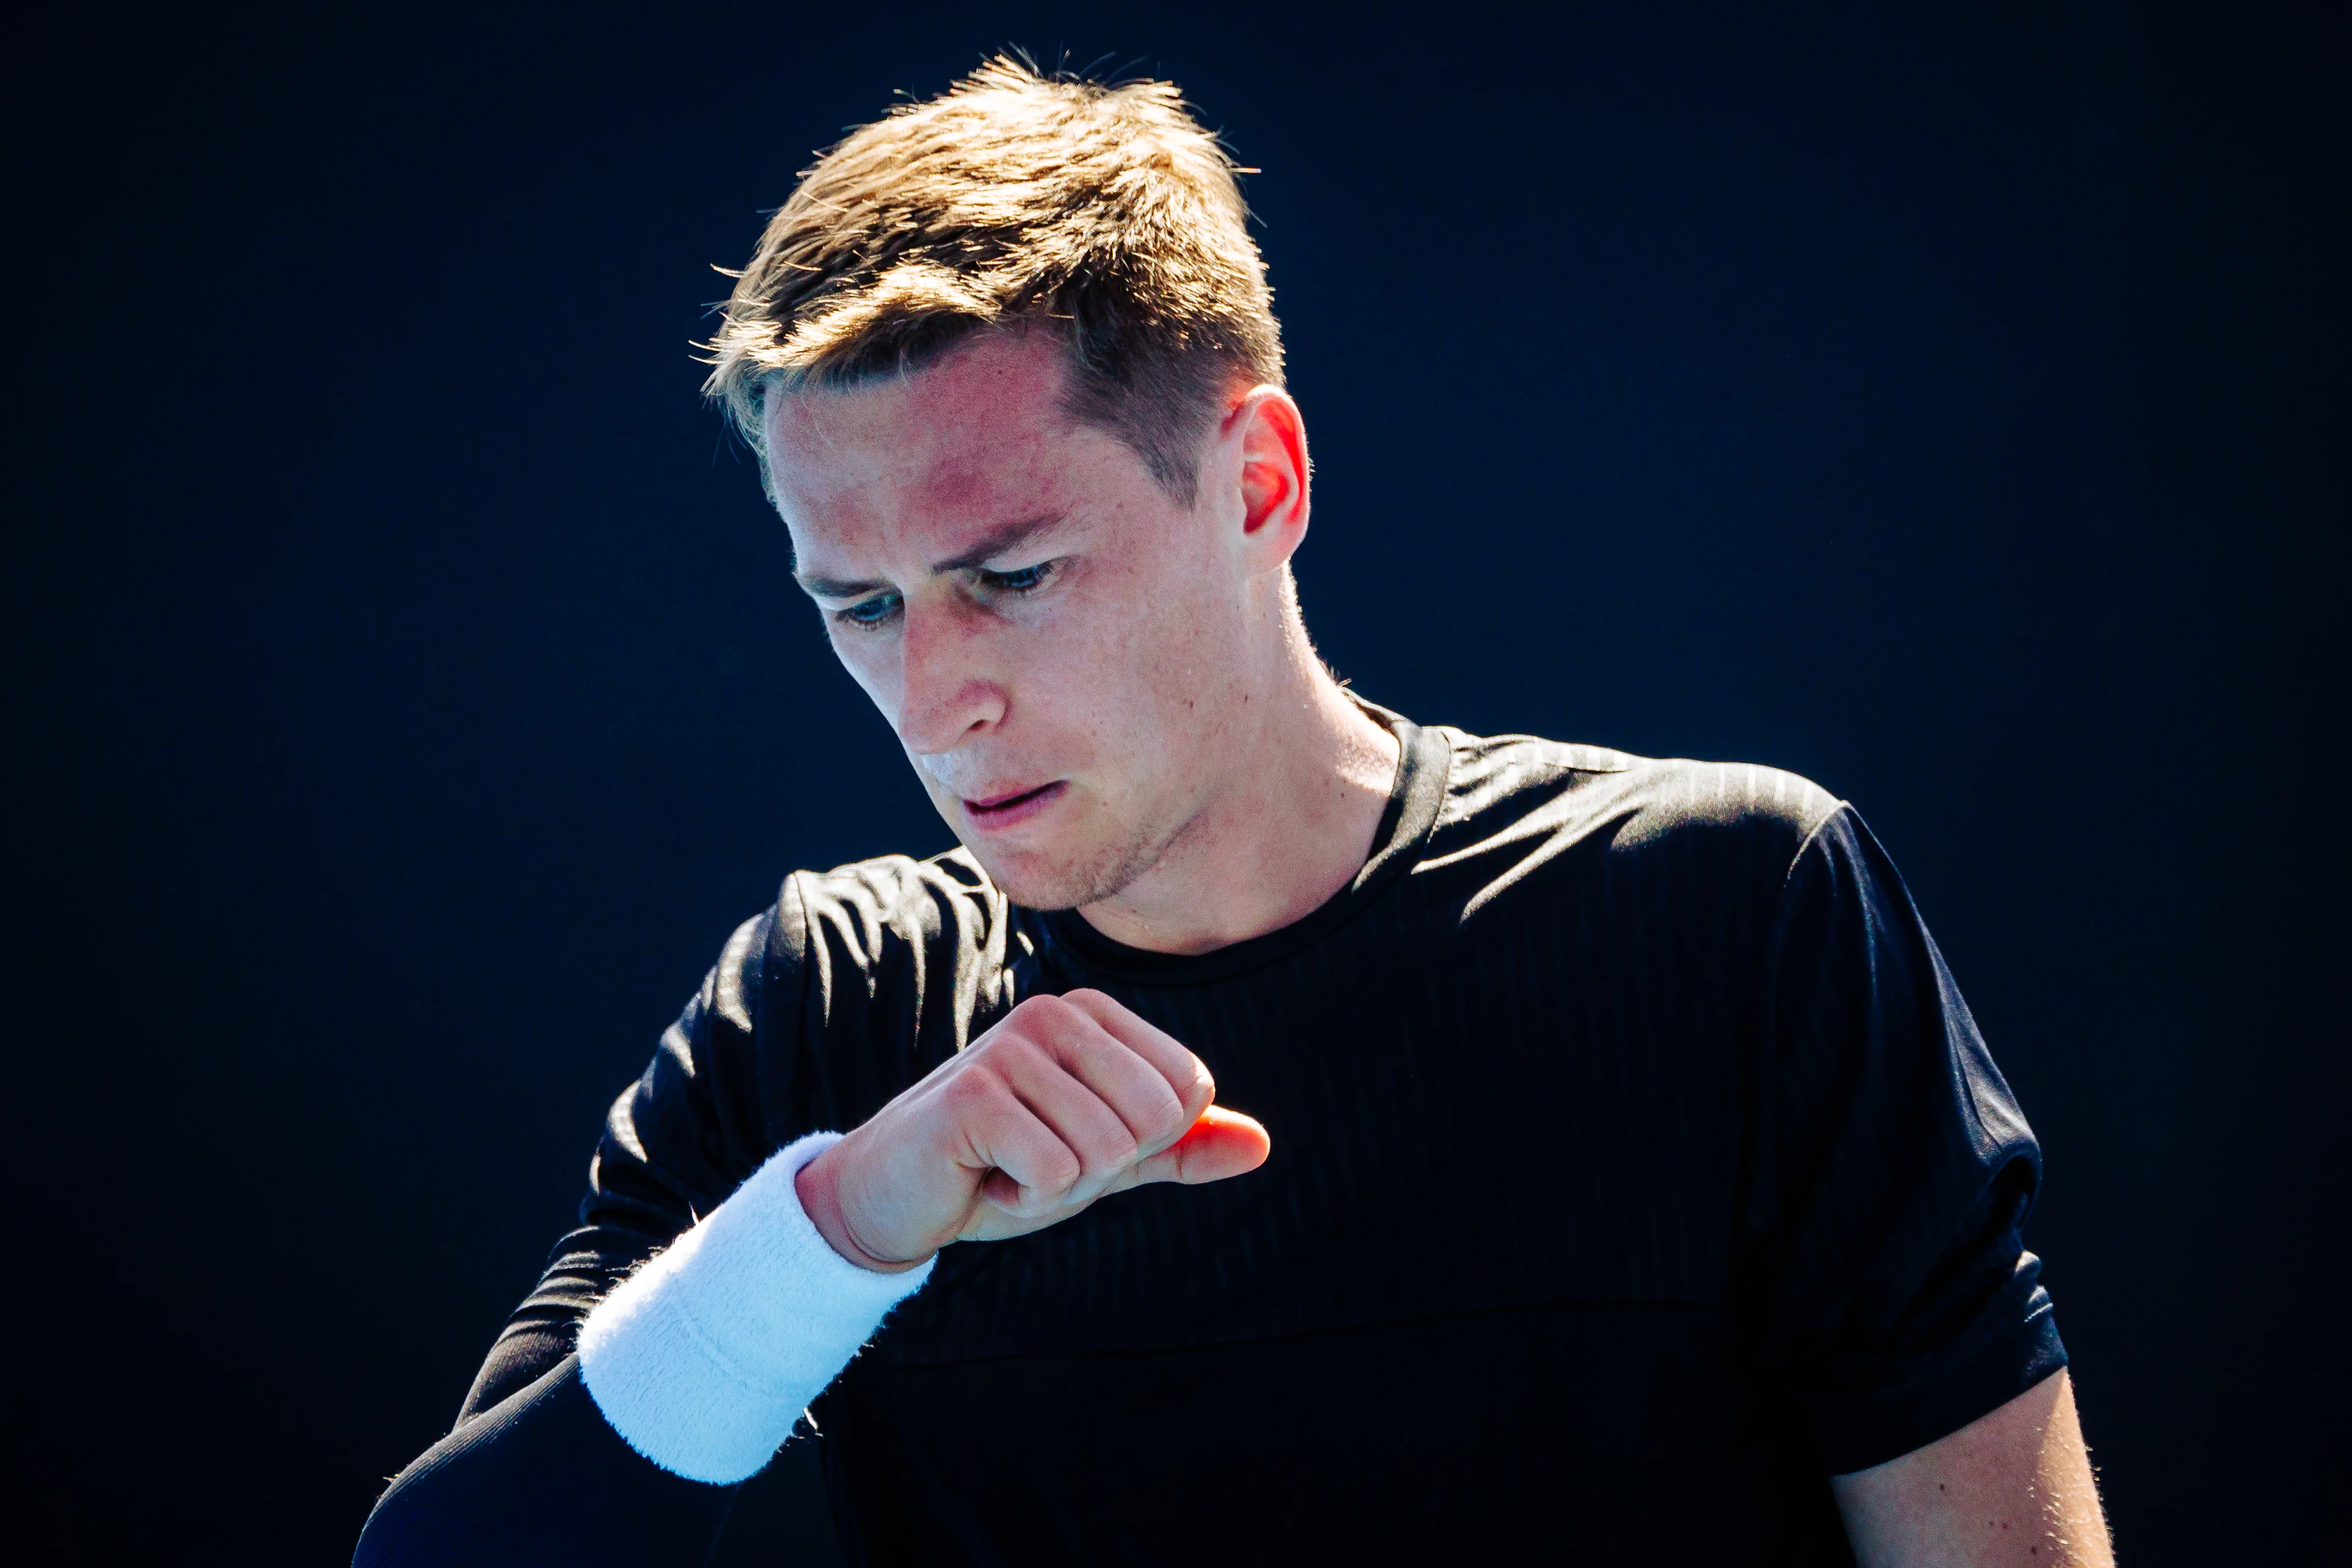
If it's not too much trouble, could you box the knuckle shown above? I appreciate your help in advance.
[1008,993,1077,1031]
[1000,995,1085,1058]
[1142,1093,1188,1144]
[1087,1125,1141,1171]
[941,1065,1001,1110]
[1042,1147,1084,1192]
[971,1028,1042,1078]
[993,1035,1046,1074]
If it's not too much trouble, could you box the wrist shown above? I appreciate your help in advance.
[577,1129,934,1484]
[795,1140,933,1275]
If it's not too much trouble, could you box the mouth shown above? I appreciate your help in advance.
[960,780,1068,832]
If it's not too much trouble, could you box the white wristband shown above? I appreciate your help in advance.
[576,1130,934,1484]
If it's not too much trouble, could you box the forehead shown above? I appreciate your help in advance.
[763,333,1101,551]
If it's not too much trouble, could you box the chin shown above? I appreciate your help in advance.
[963,831,1160,913]
[962,850,1104,913]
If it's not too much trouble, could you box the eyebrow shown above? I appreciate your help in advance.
[794,512,1068,600]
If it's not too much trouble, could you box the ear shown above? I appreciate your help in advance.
[1226,385,1310,574]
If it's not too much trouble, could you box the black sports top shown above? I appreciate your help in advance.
[355,712,2065,1566]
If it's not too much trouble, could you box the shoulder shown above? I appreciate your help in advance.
[773,845,1011,968]
[682,848,1008,1022]
[751,847,1021,1123]
[1420,726,1847,911]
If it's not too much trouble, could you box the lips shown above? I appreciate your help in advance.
[960,780,1067,831]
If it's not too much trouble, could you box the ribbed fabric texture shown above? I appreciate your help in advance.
[437,708,2064,1565]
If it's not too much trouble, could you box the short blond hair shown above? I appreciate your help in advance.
[701,55,1283,505]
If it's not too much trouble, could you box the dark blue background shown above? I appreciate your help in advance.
[4,3,2343,1562]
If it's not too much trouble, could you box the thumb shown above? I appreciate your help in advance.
[1126,1106,1271,1188]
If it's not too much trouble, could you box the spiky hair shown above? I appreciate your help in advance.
[700,55,1284,504]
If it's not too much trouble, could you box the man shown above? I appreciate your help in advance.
[356,58,2113,1566]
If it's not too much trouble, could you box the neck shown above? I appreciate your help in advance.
[1075,608,1401,957]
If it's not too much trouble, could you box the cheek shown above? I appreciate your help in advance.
[1064,595,1224,754]
[1062,579,1197,695]
[1126,570,1230,687]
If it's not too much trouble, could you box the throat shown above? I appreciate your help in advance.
[1076,690,1401,956]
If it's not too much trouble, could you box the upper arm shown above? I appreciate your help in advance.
[1740,807,2070,1470]
[1832,1369,2113,1567]
[1726,804,2101,1562]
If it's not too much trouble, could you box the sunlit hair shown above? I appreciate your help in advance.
[700,55,1284,505]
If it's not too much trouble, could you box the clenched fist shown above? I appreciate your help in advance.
[794,989,1271,1273]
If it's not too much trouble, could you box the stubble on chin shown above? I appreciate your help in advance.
[967,832,1156,913]
[962,809,1191,914]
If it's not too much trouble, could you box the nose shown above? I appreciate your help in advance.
[894,598,1007,757]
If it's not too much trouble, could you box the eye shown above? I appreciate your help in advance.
[834,591,902,630]
[980,560,1058,595]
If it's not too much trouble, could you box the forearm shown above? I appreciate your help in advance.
[353,1357,735,1568]
[359,1133,931,1564]
[357,989,1251,1561]
[576,1131,932,1481]
[1832,1370,2113,1567]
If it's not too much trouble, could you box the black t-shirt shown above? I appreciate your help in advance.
[363,712,2064,1567]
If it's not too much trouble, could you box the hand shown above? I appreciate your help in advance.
[794,989,1271,1272]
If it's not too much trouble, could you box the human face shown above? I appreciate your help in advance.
[766,332,1263,910]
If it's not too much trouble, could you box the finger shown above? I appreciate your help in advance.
[951,1072,1084,1216]
[1109,1106,1272,1192]
[1021,999,1191,1157]
[990,1039,1143,1202]
[1055,989,1216,1126]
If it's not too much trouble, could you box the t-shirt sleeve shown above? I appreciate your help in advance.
[1740,805,2067,1475]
